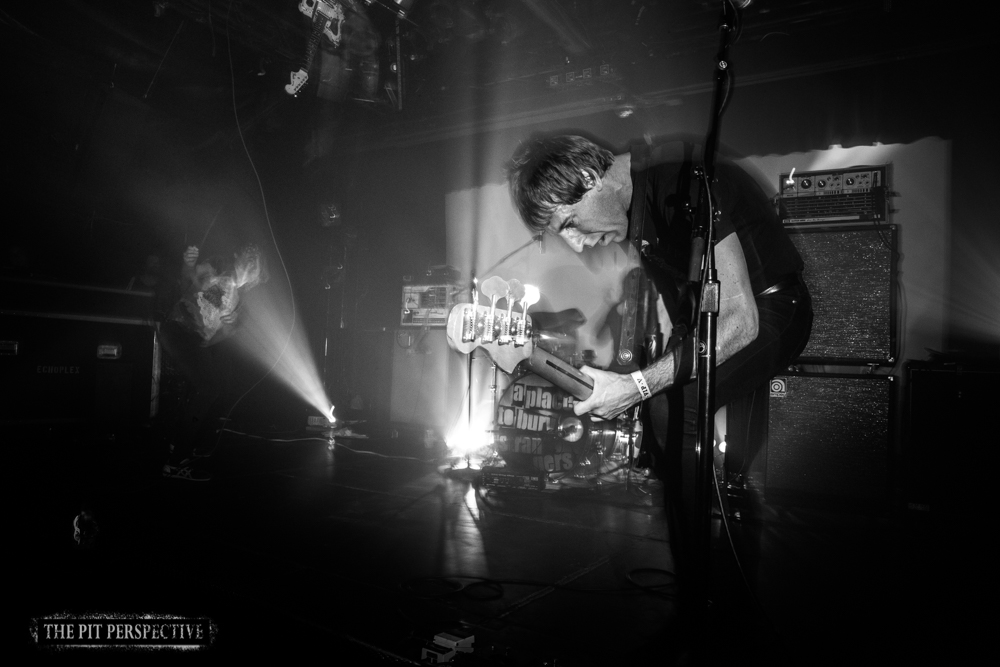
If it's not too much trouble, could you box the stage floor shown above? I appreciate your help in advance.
[17,422,984,665]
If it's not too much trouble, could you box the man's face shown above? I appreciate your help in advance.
[546,173,628,253]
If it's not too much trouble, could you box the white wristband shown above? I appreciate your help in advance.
[631,370,652,400]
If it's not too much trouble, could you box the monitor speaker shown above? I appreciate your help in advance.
[905,361,999,514]
[343,328,394,424]
[0,314,156,436]
[389,329,466,435]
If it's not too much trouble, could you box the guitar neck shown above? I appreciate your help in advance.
[302,8,328,69]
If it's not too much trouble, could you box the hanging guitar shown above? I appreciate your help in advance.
[286,0,346,96]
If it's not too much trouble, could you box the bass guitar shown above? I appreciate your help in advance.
[446,276,651,479]
[444,277,593,401]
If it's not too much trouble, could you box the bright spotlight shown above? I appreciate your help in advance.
[446,411,494,460]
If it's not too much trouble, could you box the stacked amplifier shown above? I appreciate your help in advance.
[779,165,888,225]
[391,266,466,431]
[399,265,462,328]
[778,164,896,366]
[729,164,898,509]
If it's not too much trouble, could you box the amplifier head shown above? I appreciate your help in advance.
[779,165,888,224]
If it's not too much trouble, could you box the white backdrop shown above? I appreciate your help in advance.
[447,137,951,373]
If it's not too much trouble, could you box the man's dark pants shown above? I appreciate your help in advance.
[647,279,812,602]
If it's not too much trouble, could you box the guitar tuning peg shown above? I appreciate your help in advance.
[516,284,540,346]
[500,279,523,344]
[507,279,525,303]
[521,284,540,312]
[480,276,509,343]
[480,276,508,300]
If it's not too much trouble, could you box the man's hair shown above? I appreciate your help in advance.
[506,135,615,232]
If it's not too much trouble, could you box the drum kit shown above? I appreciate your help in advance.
[445,277,647,490]
[488,371,637,486]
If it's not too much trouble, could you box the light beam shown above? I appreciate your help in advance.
[235,278,334,421]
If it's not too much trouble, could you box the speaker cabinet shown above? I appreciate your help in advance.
[787,223,898,365]
[0,314,156,436]
[905,361,999,514]
[736,373,895,508]
[389,329,466,435]
[342,328,394,424]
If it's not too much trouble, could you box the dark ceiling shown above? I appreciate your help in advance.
[1,1,993,347]
[2,0,979,153]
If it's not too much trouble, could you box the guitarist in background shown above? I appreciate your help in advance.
[506,134,812,608]
[158,245,260,481]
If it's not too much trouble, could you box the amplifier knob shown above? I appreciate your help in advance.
[817,179,826,188]
[800,178,812,189]
[846,177,855,186]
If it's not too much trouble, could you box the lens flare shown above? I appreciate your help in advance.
[446,403,494,459]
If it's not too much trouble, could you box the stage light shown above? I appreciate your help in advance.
[306,406,337,428]
[445,418,492,460]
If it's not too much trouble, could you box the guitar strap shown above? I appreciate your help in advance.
[616,139,703,383]
[615,144,651,370]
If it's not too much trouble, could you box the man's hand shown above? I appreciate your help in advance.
[572,366,642,420]
[183,246,199,267]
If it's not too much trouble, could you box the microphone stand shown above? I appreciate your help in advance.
[467,272,477,446]
[691,0,741,610]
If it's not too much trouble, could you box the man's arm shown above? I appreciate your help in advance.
[573,231,759,419]
[205,310,239,346]
[180,245,200,284]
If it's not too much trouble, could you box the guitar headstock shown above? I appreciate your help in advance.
[446,303,534,374]
[285,69,308,96]
[447,280,597,401]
